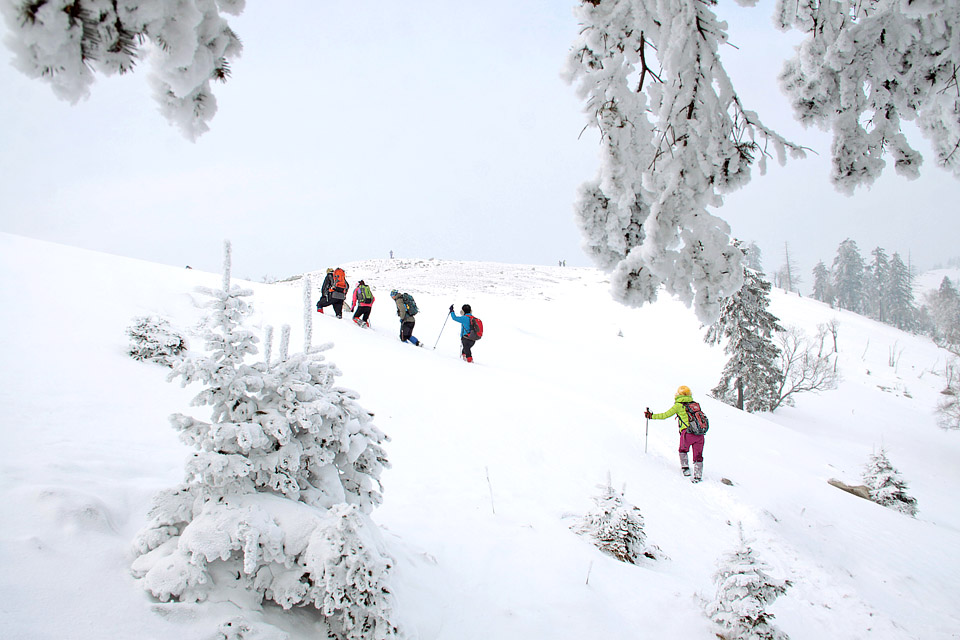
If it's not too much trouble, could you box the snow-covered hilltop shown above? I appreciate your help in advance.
[1,232,958,640]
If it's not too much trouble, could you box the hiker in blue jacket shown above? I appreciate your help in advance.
[449,303,479,363]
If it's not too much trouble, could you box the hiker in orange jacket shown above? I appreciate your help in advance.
[645,385,705,483]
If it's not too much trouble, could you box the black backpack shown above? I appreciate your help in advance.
[681,401,709,435]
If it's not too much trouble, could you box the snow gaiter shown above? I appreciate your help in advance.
[679,451,690,472]
[693,462,703,481]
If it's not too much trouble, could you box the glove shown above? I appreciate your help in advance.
[644,410,653,419]
[449,305,455,313]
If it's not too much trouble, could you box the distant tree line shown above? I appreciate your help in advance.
[808,239,960,351]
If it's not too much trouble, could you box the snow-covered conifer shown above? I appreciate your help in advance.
[832,239,865,313]
[705,524,791,640]
[570,478,663,564]
[928,277,960,350]
[811,261,834,306]
[884,253,916,331]
[706,267,783,412]
[126,315,186,367]
[863,447,918,517]
[743,241,764,273]
[131,242,398,637]
[865,247,890,322]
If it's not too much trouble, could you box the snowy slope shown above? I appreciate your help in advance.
[1,233,958,640]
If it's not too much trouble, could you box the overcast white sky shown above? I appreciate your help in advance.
[1,1,957,286]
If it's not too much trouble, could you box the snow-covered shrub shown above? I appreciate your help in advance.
[126,315,186,367]
[131,242,399,638]
[704,525,791,640]
[570,478,664,564]
[863,447,918,517]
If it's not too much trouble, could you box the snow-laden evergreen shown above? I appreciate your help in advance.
[130,242,398,638]
[705,267,783,412]
[832,239,866,313]
[569,477,663,565]
[811,260,833,306]
[884,252,916,331]
[704,524,791,640]
[862,447,919,517]
[126,314,186,367]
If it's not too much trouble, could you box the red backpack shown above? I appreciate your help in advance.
[467,315,483,340]
[681,401,709,435]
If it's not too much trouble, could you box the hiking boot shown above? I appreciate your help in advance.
[693,462,703,482]
[681,467,691,477]
[691,476,702,483]
[466,356,474,363]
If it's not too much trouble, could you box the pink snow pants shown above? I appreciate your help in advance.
[679,430,705,463]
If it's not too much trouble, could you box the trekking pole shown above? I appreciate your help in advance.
[645,408,650,454]
[432,312,450,350]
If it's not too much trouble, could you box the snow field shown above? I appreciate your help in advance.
[1,234,959,639]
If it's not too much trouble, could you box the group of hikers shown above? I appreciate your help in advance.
[315,267,483,362]
[317,267,709,479]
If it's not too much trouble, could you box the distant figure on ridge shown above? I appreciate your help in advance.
[316,267,349,318]
[645,385,710,483]
[390,289,422,346]
[350,280,375,328]
[449,303,482,363]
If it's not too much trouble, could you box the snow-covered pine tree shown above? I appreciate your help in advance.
[811,261,834,306]
[928,277,960,350]
[832,239,866,313]
[704,524,791,640]
[705,267,784,412]
[863,447,918,517]
[570,477,663,564]
[564,0,806,323]
[131,241,399,638]
[126,315,187,367]
[743,241,764,273]
[866,247,890,323]
[884,253,916,332]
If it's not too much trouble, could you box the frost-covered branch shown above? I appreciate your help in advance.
[0,0,245,139]
[777,0,960,191]
[565,0,806,322]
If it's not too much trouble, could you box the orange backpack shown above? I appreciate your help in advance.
[331,268,347,292]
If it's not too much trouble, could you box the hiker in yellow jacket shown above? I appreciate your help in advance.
[645,385,705,483]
